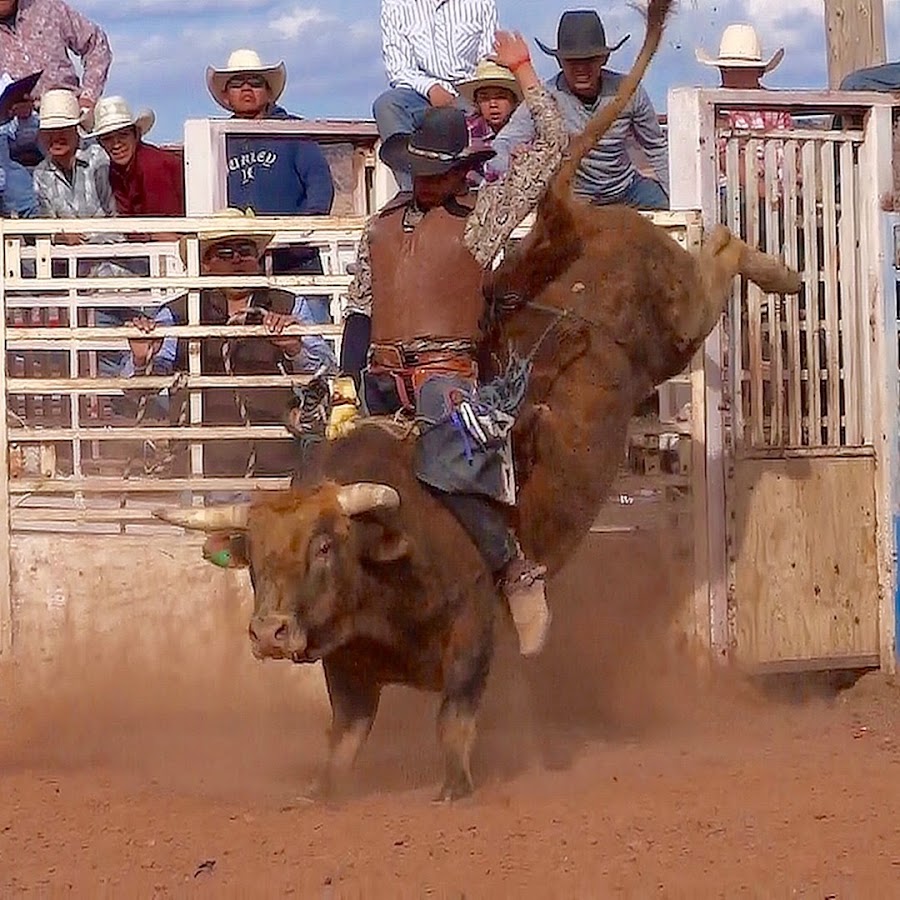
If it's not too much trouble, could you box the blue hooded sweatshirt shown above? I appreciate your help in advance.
[225,105,334,215]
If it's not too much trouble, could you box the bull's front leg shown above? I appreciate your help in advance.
[314,658,381,800]
[436,603,493,802]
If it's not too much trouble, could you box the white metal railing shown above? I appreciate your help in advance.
[1,211,701,535]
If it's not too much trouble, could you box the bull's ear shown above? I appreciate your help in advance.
[357,521,411,564]
[202,532,250,569]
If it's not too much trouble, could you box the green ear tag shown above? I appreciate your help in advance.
[205,548,233,568]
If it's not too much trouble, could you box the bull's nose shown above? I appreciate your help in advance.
[249,615,290,656]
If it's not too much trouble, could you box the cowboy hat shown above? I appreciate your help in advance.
[90,95,155,138]
[0,70,41,125]
[178,208,275,267]
[379,107,495,177]
[38,88,85,129]
[696,24,784,73]
[206,48,287,110]
[457,59,522,104]
[536,10,629,60]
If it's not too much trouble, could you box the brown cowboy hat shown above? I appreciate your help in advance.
[379,107,495,177]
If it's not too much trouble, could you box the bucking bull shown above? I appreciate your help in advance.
[156,0,801,800]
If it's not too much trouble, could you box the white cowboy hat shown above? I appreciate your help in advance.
[695,24,784,73]
[206,48,287,110]
[178,207,274,267]
[38,88,84,129]
[90,95,155,138]
[457,59,522,105]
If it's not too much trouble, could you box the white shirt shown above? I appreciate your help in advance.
[381,0,498,98]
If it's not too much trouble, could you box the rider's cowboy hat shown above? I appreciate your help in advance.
[38,88,85,129]
[696,24,784,73]
[178,208,275,267]
[536,10,629,60]
[457,59,522,104]
[380,107,495,177]
[89,95,155,138]
[206,48,287,110]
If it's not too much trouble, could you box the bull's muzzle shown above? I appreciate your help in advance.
[248,615,308,662]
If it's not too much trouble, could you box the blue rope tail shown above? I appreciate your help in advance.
[475,346,532,418]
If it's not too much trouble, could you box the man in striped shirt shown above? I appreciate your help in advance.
[374,0,498,190]
[488,10,669,209]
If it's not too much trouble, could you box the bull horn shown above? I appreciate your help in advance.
[336,482,401,517]
[152,504,250,532]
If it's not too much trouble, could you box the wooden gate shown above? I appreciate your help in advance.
[670,88,897,672]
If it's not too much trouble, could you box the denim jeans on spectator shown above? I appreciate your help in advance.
[840,63,900,91]
[588,174,669,210]
[373,87,432,192]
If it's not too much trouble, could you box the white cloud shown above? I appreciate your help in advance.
[269,6,333,39]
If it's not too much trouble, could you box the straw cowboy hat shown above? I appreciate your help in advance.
[696,24,784,73]
[536,10,629,60]
[38,88,86,129]
[380,107,495,177]
[457,59,522,104]
[178,208,275,267]
[90,95,155,138]
[206,49,287,110]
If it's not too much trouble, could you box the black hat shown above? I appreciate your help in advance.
[0,70,41,125]
[379,106,495,177]
[535,10,629,60]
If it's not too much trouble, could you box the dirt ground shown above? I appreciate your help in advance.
[2,531,900,898]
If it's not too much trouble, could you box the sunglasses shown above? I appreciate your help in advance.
[208,242,259,261]
[226,74,268,90]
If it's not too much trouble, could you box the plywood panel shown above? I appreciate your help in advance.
[733,456,879,665]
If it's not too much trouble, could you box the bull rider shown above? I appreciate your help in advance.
[337,31,568,656]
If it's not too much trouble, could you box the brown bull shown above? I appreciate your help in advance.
[155,0,801,800]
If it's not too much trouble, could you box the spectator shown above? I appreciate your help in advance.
[488,10,669,209]
[840,62,900,92]
[0,70,40,216]
[458,58,521,140]
[0,0,111,113]
[126,209,337,478]
[697,24,793,202]
[457,58,521,187]
[90,95,184,218]
[207,47,336,365]
[374,0,498,190]
[33,88,115,239]
[206,48,333,224]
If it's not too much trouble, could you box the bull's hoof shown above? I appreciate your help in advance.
[434,777,474,803]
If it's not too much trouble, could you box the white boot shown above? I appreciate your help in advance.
[502,556,551,657]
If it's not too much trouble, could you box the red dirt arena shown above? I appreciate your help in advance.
[2,531,899,897]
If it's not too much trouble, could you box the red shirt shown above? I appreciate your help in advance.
[109,140,185,217]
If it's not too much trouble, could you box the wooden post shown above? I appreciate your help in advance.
[824,0,886,88]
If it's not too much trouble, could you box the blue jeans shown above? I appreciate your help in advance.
[373,87,431,192]
[841,63,900,91]
[588,174,669,210]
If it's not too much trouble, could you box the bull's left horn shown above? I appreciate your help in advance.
[153,504,250,531]
[336,483,401,517]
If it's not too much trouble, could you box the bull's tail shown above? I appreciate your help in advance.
[701,224,803,296]
[690,224,802,344]
[548,0,675,201]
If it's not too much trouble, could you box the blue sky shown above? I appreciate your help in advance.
[84,0,900,143]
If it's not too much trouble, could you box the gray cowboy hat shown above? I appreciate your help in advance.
[379,107,495,177]
[536,10,629,59]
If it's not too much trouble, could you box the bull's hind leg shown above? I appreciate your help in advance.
[436,600,493,801]
[313,658,381,800]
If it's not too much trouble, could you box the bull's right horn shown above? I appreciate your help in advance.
[336,482,401,517]
[153,504,250,532]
